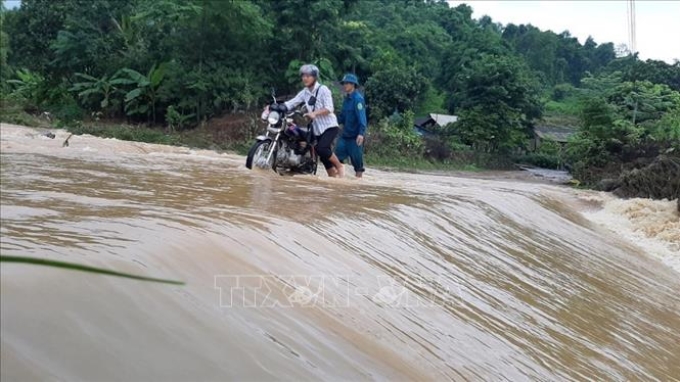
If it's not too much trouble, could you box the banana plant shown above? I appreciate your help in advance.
[7,69,44,109]
[120,63,167,124]
[69,70,130,116]
[165,105,195,132]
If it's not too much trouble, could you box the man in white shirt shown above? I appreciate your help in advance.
[282,64,344,178]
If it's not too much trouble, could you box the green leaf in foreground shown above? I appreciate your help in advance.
[0,256,185,285]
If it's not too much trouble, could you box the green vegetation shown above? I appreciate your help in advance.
[0,98,49,127]
[366,155,481,173]
[1,0,678,199]
[1,256,184,285]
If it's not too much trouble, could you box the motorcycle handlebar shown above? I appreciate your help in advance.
[267,104,307,121]
[269,103,288,113]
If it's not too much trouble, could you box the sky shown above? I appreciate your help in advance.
[448,0,680,64]
[5,0,19,9]
[4,0,679,63]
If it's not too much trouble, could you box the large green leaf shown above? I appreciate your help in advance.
[69,82,94,92]
[150,63,167,88]
[146,63,157,80]
[121,68,147,85]
[1,256,184,285]
[125,103,149,115]
[74,72,99,82]
[16,69,39,83]
[110,78,136,85]
[125,88,143,102]
[78,88,101,98]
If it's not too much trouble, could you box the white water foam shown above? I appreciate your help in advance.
[582,193,680,273]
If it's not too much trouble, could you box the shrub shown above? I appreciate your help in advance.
[365,110,423,158]
[551,83,576,101]
[6,69,44,112]
[649,106,680,148]
[423,136,452,161]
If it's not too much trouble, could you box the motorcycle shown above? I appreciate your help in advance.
[245,90,318,175]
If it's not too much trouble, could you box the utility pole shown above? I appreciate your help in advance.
[627,0,638,125]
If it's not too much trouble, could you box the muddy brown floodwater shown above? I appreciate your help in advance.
[1,123,679,381]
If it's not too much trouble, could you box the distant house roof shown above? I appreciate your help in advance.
[414,113,458,129]
[429,113,458,126]
[414,116,430,127]
[533,126,576,143]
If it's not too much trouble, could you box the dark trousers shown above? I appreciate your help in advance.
[335,136,364,173]
[315,127,339,169]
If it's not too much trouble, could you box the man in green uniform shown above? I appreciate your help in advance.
[336,73,368,178]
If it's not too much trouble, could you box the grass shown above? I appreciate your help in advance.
[66,123,181,146]
[366,154,482,172]
[0,99,52,128]
[1,255,184,285]
[545,100,581,117]
[175,124,253,155]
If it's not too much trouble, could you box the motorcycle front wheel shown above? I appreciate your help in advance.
[245,140,276,170]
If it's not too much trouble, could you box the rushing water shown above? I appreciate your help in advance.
[1,123,679,381]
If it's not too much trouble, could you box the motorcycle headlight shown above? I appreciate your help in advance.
[267,111,280,125]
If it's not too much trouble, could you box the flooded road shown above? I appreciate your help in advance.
[1,123,679,381]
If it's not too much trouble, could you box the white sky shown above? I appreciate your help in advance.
[5,0,19,9]
[5,0,679,63]
[448,0,680,63]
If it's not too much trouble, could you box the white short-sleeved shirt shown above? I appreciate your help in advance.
[284,82,338,136]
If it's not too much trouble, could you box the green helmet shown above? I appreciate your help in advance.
[340,73,359,86]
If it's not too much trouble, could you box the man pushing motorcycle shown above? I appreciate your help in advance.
[269,64,345,178]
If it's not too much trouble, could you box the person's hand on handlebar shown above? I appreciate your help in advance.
[270,103,288,113]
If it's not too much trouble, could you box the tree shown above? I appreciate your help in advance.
[0,0,11,93]
[607,81,680,126]
[49,0,138,77]
[650,105,680,147]
[3,0,82,73]
[69,71,129,117]
[364,66,429,120]
[451,54,542,151]
[120,64,167,124]
[261,0,344,86]
[0,0,672,164]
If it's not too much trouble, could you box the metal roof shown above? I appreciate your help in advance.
[534,126,575,143]
[428,113,458,127]
[414,113,459,128]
